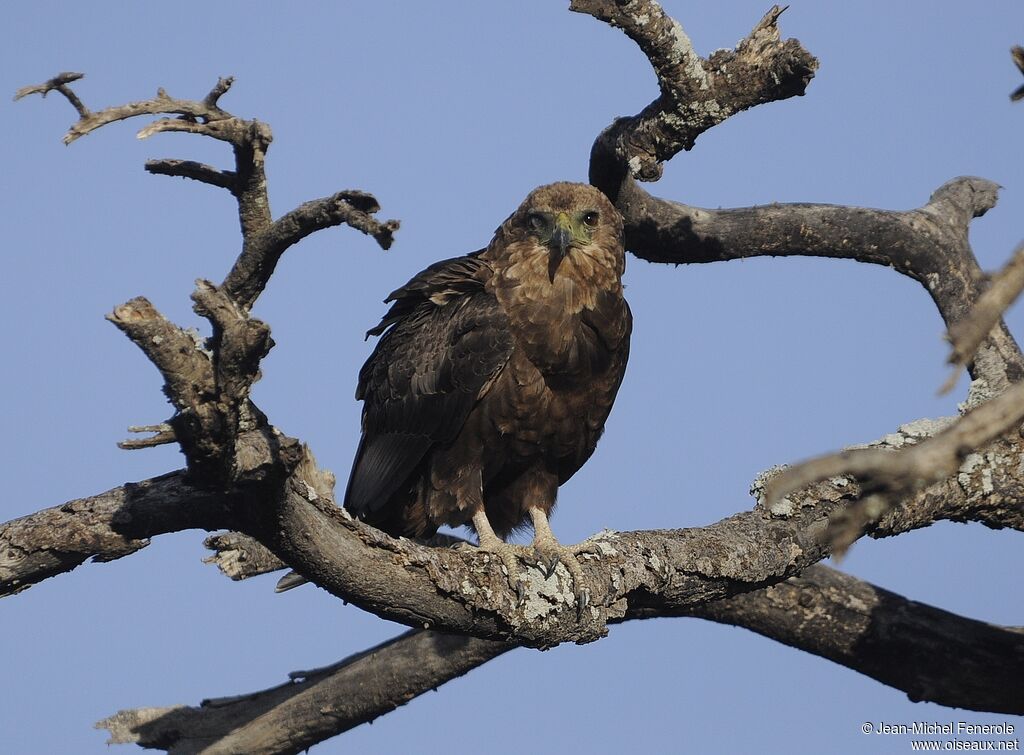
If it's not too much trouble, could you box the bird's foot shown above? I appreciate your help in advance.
[473,537,533,606]
[530,536,594,619]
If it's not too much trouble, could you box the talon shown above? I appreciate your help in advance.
[543,554,560,579]
[515,580,528,608]
[576,587,591,619]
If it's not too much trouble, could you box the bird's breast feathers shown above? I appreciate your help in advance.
[485,239,629,383]
[494,237,622,313]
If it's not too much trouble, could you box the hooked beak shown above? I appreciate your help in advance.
[547,214,573,283]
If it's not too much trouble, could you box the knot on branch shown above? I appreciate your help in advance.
[926,176,1001,227]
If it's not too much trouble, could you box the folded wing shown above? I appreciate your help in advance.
[344,253,514,518]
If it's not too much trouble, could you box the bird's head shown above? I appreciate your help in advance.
[495,182,624,284]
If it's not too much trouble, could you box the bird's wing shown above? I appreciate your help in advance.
[344,253,514,518]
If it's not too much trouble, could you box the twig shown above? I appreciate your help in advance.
[1011,46,1024,102]
[763,380,1024,554]
[942,243,1024,393]
[145,159,237,190]
[17,72,398,315]
[118,423,177,451]
[13,72,88,117]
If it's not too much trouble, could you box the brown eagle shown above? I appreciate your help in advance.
[345,182,631,606]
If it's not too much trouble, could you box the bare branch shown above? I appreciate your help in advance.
[686,565,1024,715]
[222,191,400,310]
[764,377,1024,554]
[19,72,399,318]
[145,158,237,190]
[106,297,214,409]
[39,79,243,147]
[578,5,1020,392]
[14,72,88,117]
[118,423,177,451]
[202,530,469,585]
[0,472,230,597]
[98,630,510,754]
[95,564,1024,753]
[603,176,1023,391]
[1012,45,1024,101]
[6,410,1021,643]
[104,296,238,476]
[203,75,235,109]
[49,84,240,146]
[943,243,1024,392]
[574,2,817,182]
[202,532,282,581]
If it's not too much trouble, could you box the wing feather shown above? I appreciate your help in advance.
[344,254,513,518]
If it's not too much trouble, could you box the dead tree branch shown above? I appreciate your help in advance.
[572,3,817,183]
[763,381,1024,553]
[94,563,1024,753]
[685,565,1024,715]
[144,158,237,190]
[944,242,1024,390]
[15,73,398,312]
[13,71,88,115]
[98,630,511,755]
[598,176,1022,392]
[1012,45,1024,101]
[0,472,230,598]
[5,416,1021,644]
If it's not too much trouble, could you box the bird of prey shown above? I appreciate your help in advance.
[344,182,631,608]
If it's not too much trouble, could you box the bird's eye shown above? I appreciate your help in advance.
[582,210,599,227]
[528,212,548,231]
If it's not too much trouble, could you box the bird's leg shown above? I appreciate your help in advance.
[528,506,591,617]
[471,508,529,604]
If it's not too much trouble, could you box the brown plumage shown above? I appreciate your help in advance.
[344,182,631,605]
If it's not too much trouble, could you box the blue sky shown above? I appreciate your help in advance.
[3,2,1022,753]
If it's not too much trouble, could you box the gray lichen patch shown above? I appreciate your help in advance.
[870,416,955,450]
[957,451,997,500]
[750,464,789,505]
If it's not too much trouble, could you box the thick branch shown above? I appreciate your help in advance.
[96,564,1024,753]
[0,472,229,597]
[105,296,231,478]
[106,297,214,409]
[577,5,1020,391]
[6,413,1021,643]
[685,565,1024,714]
[608,176,1024,391]
[98,630,510,755]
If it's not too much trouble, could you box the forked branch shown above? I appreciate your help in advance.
[15,73,398,312]
[572,3,817,183]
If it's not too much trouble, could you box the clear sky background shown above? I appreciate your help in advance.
[3,2,1022,753]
